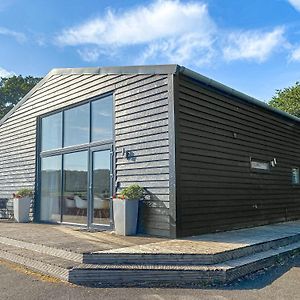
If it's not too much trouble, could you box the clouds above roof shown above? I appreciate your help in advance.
[0,67,14,78]
[55,0,298,67]
[0,26,26,43]
[56,1,216,65]
[290,46,300,61]
[57,1,215,46]
[288,0,300,12]
[223,27,285,62]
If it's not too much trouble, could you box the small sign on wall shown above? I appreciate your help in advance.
[250,160,270,171]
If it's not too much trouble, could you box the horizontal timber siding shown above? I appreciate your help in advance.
[0,73,171,237]
[115,75,171,237]
[176,73,300,237]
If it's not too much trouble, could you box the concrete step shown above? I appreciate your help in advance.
[0,238,299,286]
[0,231,299,268]
[0,235,82,262]
[70,241,300,285]
[0,243,74,281]
[84,232,300,265]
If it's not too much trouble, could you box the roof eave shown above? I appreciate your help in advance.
[0,71,54,126]
[0,64,179,126]
[178,66,300,124]
[50,64,179,76]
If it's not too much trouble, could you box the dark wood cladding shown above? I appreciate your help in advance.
[1,64,300,238]
[115,74,171,237]
[0,72,171,237]
[176,73,300,237]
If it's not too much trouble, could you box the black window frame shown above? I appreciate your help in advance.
[39,93,114,156]
[63,102,91,148]
[35,92,115,224]
[40,111,63,152]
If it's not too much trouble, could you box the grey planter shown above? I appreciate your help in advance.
[13,197,31,222]
[113,198,139,235]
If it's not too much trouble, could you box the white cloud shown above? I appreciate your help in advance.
[0,0,14,12]
[77,47,118,62]
[290,46,300,61]
[223,27,285,62]
[56,0,216,66]
[77,48,101,62]
[288,0,300,11]
[0,67,14,78]
[138,33,215,66]
[0,27,26,43]
[55,1,293,66]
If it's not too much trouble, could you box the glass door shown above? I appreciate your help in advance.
[62,151,89,225]
[89,147,112,226]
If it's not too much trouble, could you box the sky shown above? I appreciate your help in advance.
[1,0,300,102]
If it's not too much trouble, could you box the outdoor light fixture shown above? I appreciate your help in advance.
[121,147,134,160]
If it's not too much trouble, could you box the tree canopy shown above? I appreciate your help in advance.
[269,82,300,118]
[0,75,42,119]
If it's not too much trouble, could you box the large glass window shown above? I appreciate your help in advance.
[92,150,111,225]
[41,112,62,151]
[64,103,90,147]
[39,94,113,226]
[63,151,88,224]
[40,155,61,222]
[91,96,113,142]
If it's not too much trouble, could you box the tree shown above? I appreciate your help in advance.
[269,82,300,117]
[0,75,42,119]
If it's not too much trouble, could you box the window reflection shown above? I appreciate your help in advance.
[91,96,113,142]
[40,155,61,222]
[41,112,62,151]
[64,103,89,147]
[63,151,88,224]
[93,150,111,225]
[40,95,113,226]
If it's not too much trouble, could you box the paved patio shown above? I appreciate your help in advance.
[0,220,300,255]
[0,221,165,254]
[0,220,300,285]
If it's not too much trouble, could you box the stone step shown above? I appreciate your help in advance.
[83,232,300,265]
[0,238,299,286]
[0,235,82,262]
[224,240,300,282]
[69,241,300,285]
[0,243,75,281]
[0,231,299,268]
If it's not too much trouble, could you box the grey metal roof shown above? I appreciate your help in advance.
[0,64,299,126]
[178,66,300,123]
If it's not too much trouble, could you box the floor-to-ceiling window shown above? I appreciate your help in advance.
[40,155,61,222]
[63,151,88,224]
[39,94,113,226]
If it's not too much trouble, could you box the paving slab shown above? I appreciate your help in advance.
[0,220,300,256]
[0,222,166,253]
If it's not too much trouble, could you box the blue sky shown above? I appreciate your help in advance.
[1,0,300,102]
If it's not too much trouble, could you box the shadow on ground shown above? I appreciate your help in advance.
[223,255,300,290]
[74,255,300,291]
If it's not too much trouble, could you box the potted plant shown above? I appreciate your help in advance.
[113,184,143,236]
[13,188,33,223]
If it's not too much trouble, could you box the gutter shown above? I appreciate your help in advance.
[178,66,300,124]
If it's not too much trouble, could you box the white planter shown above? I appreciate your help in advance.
[13,197,31,223]
[113,198,139,236]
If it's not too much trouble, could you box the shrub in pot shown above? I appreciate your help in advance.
[13,188,33,223]
[113,184,143,236]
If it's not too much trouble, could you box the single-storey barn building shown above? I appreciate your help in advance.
[0,65,299,238]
